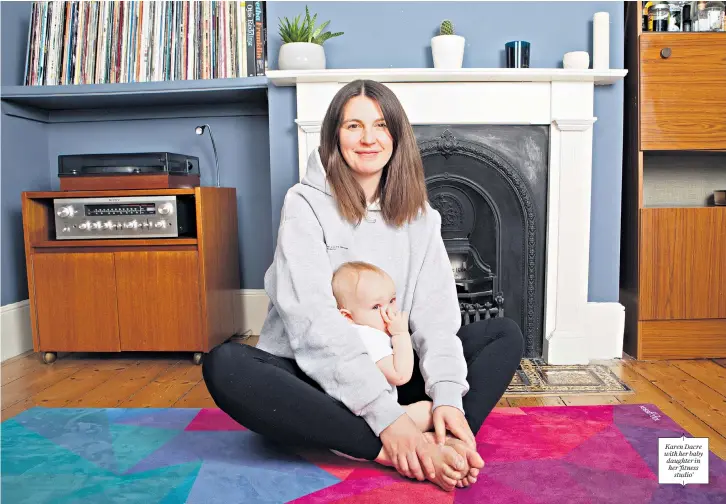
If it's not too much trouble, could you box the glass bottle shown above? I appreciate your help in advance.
[683,3,693,30]
[649,2,671,31]
[695,0,724,30]
[669,0,685,30]
[704,1,725,30]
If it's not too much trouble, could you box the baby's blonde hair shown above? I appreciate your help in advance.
[332,261,388,309]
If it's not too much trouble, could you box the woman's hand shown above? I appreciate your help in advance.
[379,414,435,481]
[433,405,477,449]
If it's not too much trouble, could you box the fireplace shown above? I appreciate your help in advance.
[275,68,628,364]
[416,125,549,358]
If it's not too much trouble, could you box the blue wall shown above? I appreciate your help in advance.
[0,114,51,306]
[266,1,625,303]
[46,115,272,290]
[1,1,624,306]
[1,2,51,305]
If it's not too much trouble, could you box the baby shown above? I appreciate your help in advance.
[332,261,481,489]
[331,261,433,432]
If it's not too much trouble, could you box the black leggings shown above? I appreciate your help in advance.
[202,317,524,460]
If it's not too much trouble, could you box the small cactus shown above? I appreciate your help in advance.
[440,19,454,36]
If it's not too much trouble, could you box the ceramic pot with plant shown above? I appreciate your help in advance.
[431,20,465,69]
[278,6,343,70]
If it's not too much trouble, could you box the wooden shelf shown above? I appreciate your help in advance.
[643,205,726,209]
[32,238,198,248]
[641,31,726,37]
[0,76,269,111]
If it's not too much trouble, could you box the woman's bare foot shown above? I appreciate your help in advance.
[403,401,433,432]
[374,442,467,492]
[430,434,485,488]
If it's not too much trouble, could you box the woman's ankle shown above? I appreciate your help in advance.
[404,401,434,432]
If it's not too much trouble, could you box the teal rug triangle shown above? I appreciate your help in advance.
[159,464,202,504]
[10,407,119,473]
[47,461,202,504]
[110,423,182,474]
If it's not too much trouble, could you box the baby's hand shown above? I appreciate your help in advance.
[381,306,409,336]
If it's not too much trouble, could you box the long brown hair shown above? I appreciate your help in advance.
[318,79,428,227]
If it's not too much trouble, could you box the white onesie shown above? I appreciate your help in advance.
[352,324,398,399]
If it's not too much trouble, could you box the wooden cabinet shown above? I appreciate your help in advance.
[639,208,726,321]
[621,2,726,360]
[32,252,121,352]
[22,187,241,364]
[640,34,726,150]
[115,251,203,351]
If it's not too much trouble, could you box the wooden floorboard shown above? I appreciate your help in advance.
[606,359,726,459]
[3,348,726,459]
[626,360,726,441]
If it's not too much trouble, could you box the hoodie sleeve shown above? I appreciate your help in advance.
[264,191,406,436]
[409,209,470,413]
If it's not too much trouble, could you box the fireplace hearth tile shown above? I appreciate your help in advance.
[505,359,633,396]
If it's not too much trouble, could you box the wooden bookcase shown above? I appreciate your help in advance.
[620,2,726,360]
[21,187,241,364]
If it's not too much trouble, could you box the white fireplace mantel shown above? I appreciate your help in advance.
[268,67,628,365]
[266,68,628,87]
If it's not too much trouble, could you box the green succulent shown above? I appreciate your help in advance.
[278,6,344,45]
[440,19,454,35]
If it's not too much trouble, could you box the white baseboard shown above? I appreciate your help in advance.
[585,301,626,360]
[541,300,626,365]
[1,300,33,362]
[235,289,270,336]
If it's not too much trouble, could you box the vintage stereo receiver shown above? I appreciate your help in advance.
[58,152,201,191]
[53,195,195,240]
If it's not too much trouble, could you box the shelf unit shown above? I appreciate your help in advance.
[0,76,269,124]
[1,77,268,109]
[620,2,726,360]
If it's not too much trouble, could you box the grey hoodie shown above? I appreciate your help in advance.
[257,148,469,436]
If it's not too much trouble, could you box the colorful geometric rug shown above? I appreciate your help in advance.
[3,404,725,503]
[505,358,633,396]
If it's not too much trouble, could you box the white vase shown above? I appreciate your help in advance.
[278,42,326,71]
[563,51,590,69]
[431,35,465,69]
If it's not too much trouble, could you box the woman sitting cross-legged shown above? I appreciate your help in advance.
[202,79,524,492]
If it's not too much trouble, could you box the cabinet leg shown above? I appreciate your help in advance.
[43,352,57,364]
[193,352,203,365]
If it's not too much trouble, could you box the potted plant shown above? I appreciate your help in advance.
[278,6,344,71]
[431,20,465,69]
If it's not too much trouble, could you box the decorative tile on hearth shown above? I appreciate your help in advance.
[541,369,606,386]
[505,359,633,396]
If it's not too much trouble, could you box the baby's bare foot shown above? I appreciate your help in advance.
[417,441,468,492]
[441,435,485,488]
[403,401,433,432]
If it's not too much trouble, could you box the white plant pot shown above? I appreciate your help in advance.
[431,35,465,69]
[278,42,326,71]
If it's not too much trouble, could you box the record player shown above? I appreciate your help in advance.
[58,152,201,191]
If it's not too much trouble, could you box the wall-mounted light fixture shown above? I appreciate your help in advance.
[195,124,220,187]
